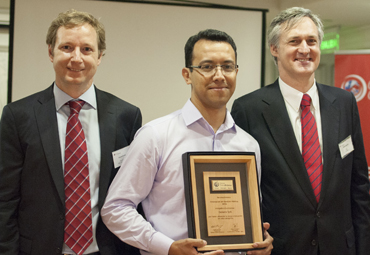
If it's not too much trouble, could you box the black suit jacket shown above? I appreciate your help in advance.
[0,85,142,255]
[231,80,370,255]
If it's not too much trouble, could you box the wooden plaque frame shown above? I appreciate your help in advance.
[182,152,263,252]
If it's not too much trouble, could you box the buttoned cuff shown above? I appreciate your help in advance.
[148,231,174,255]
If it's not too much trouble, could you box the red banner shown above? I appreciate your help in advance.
[334,52,370,181]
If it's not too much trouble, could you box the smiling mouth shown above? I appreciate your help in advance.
[296,58,311,62]
[209,87,228,91]
[69,68,83,72]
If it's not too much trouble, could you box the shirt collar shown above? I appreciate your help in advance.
[182,99,203,125]
[54,83,97,111]
[182,99,236,133]
[279,77,319,112]
[220,110,236,133]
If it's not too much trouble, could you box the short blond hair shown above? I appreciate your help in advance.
[46,9,106,55]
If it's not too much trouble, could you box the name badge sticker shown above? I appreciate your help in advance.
[112,146,130,168]
[339,135,354,159]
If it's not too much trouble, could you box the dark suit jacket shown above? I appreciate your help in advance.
[231,80,370,255]
[0,85,142,255]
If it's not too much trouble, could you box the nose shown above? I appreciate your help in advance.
[213,66,226,82]
[71,48,82,62]
[298,41,309,54]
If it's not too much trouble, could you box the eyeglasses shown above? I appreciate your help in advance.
[188,64,238,76]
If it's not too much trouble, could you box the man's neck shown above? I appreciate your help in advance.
[279,74,315,93]
[197,106,227,133]
[55,82,93,99]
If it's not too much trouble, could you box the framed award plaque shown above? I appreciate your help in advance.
[182,152,263,252]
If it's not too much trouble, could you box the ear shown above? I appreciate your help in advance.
[48,45,54,62]
[270,44,278,58]
[97,52,103,66]
[182,67,192,85]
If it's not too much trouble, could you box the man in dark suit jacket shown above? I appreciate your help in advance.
[231,7,370,255]
[0,10,141,255]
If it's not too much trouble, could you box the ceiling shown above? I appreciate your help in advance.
[0,0,368,28]
[278,0,370,28]
[188,0,370,28]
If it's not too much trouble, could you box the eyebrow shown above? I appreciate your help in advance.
[58,39,95,45]
[198,59,235,65]
[287,35,318,40]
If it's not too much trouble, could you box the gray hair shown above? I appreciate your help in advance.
[268,7,324,64]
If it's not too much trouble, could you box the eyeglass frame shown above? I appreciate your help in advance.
[188,64,239,76]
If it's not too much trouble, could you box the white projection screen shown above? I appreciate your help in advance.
[11,0,266,123]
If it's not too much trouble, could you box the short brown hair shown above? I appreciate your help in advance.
[184,29,237,68]
[46,9,106,56]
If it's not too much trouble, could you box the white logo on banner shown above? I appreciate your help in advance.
[341,74,367,102]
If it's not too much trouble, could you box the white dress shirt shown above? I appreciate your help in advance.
[279,77,323,154]
[102,99,261,255]
[54,84,101,254]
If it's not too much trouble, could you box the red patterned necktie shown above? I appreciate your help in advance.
[301,94,323,203]
[64,100,93,255]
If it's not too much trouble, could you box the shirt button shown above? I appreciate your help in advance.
[311,239,317,246]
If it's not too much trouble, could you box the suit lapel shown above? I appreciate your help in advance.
[317,84,339,206]
[262,81,317,207]
[95,88,116,209]
[34,85,65,205]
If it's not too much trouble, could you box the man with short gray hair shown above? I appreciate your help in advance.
[232,7,370,255]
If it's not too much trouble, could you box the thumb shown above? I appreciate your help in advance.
[192,239,207,248]
[263,222,271,231]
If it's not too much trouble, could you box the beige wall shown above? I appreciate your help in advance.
[11,0,265,124]
[2,0,370,117]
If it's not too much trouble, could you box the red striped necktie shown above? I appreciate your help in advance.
[64,100,93,255]
[301,94,323,203]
